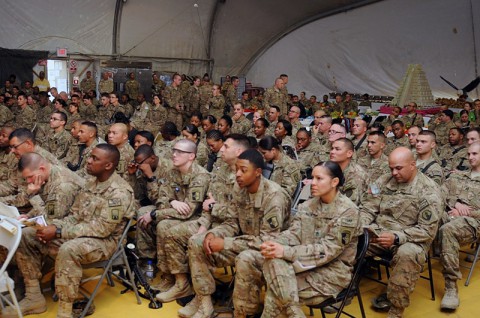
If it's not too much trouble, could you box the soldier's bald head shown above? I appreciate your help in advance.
[174,139,197,155]
[389,147,417,183]
[111,123,128,135]
[390,147,415,163]
[18,152,49,172]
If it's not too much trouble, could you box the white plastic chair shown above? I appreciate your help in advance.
[0,215,23,318]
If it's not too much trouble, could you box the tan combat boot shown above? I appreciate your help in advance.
[441,279,460,310]
[178,294,201,318]
[57,300,74,318]
[156,273,193,303]
[151,273,175,292]
[192,294,214,318]
[2,279,47,317]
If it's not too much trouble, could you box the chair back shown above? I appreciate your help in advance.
[0,216,22,276]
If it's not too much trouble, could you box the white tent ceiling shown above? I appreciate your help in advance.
[0,0,478,99]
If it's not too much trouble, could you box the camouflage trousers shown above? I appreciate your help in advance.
[167,108,183,131]
[367,242,426,310]
[261,258,350,317]
[15,227,115,302]
[439,216,480,282]
[188,235,265,316]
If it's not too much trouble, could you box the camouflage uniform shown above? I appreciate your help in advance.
[266,120,278,137]
[152,78,166,96]
[385,135,410,155]
[76,139,100,178]
[269,153,302,197]
[340,161,367,206]
[130,101,151,130]
[164,85,184,129]
[145,104,167,136]
[136,163,209,272]
[225,85,238,115]
[80,77,96,93]
[45,129,73,160]
[432,121,456,147]
[206,94,226,121]
[231,115,252,135]
[263,87,288,116]
[416,157,444,185]
[439,170,480,285]
[0,149,18,197]
[116,142,135,182]
[357,153,390,185]
[188,177,291,316]
[296,142,322,176]
[98,78,114,94]
[0,104,14,126]
[14,172,134,307]
[153,136,181,159]
[360,172,442,312]
[14,106,36,130]
[125,79,140,100]
[186,85,201,115]
[401,112,424,128]
[351,135,369,160]
[262,193,361,317]
[195,140,209,168]
[66,112,82,131]
[437,144,468,173]
[291,121,303,137]
[199,82,213,117]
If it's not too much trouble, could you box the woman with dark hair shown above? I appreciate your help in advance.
[154,121,182,158]
[218,115,233,137]
[258,136,301,197]
[54,99,68,114]
[145,94,167,136]
[182,124,209,167]
[252,117,269,141]
[260,161,361,317]
[455,109,473,131]
[134,130,155,150]
[274,119,295,147]
[202,115,217,135]
[205,129,225,172]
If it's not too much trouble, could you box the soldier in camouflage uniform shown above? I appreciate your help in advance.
[357,131,390,184]
[224,76,240,115]
[74,122,101,178]
[152,72,166,96]
[0,102,14,126]
[295,128,322,177]
[401,102,424,128]
[2,144,135,318]
[0,126,17,195]
[258,136,302,197]
[205,84,226,121]
[14,92,36,130]
[432,110,457,147]
[136,140,209,296]
[45,111,73,160]
[80,95,98,122]
[125,72,140,101]
[438,142,480,310]
[414,130,444,185]
[144,94,167,137]
[230,102,252,135]
[80,70,96,93]
[199,77,213,117]
[311,113,332,147]
[107,123,135,182]
[187,149,291,318]
[98,72,114,94]
[263,78,288,116]
[185,76,201,117]
[164,74,184,129]
[34,92,53,147]
[385,120,410,155]
[351,118,369,160]
[437,127,468,173]
[360,147,443,318]
[260,162,361,317]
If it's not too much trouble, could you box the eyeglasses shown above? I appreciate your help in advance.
[328,130,343,135]
[9,140,27,150]
[172,148,193,155]
[131,156,149,166]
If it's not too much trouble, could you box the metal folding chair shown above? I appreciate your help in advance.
[460,242,480,286]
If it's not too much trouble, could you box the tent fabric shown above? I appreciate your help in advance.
[246,0,480,100]
[0,48,49,85]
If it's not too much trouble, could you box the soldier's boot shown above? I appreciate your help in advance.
[178,294,201,318]
[156,273,193,303]
[192,295,214,318]
[286,305,307,318]
[151,273,175,292]
[441,279,460,310]
[57,300,73,318]
[2,279,47,317]
[387,306,404,318]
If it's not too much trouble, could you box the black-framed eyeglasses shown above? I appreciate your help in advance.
[9,140,27,150]
[131,156,149,165]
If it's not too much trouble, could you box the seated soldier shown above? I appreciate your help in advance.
[401,102,424,128]
[153,121,182,159]
[136,140,210,293]
[311,114,332,147]
[2,144,135,318]
[466,127,480,145]
[361,147,443,318]
[0,126,17,196]
[287,105,303,136]
[329,138,367,205]
[351,118,369,159]
[266,105,281,136]
[438,127,468,173]
[187,149,291,318]
[295,128,321,177]
[383,106,402,134]
[415,130,444,185]
[230,102,251,135]
[260,161,361,317]
[385,120,410,155]
[107,123,135,181]
[258,136,301,197]
[357,131,390,185]
[45,111,73,160]
[73,121,101,178]
[432,109,457,147]
[438,142,480,310]
[158,134,250,310]
[407,125,422,152]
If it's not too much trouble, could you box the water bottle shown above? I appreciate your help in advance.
[145,260,154,282]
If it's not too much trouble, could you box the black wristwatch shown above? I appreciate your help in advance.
[55,227,62,239]
[393,234,400,245]
[150,209,157,220]
[146,175,157,183]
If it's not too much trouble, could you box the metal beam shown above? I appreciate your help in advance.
[112,0,124,55]
[238,0,385,75]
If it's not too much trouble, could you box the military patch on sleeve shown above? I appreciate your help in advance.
[419,199,429,211]
[340,230,352,245]
[108,198,123,221]
[116,160,125,173]
[267,216,279,229]
[422,210,432,221]
[45,201,55,216]
[190,187,205,202]
[344,188,353,198]
[108,198,121,207]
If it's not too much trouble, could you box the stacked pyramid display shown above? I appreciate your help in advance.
[392,64,435,109]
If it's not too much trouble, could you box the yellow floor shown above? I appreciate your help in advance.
[12,254,480,317]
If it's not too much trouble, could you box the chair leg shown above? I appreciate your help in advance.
[121,250,142,305]
[309,307,314,316]
[357,288,366,318]
[427,254,435,300]
[465,244,480,286]
[6,281,23,318]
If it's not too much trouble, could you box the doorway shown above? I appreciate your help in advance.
[47,60,68,100]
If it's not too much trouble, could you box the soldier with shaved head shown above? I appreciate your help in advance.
[360,147,443,318]
[108,123,134,181]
